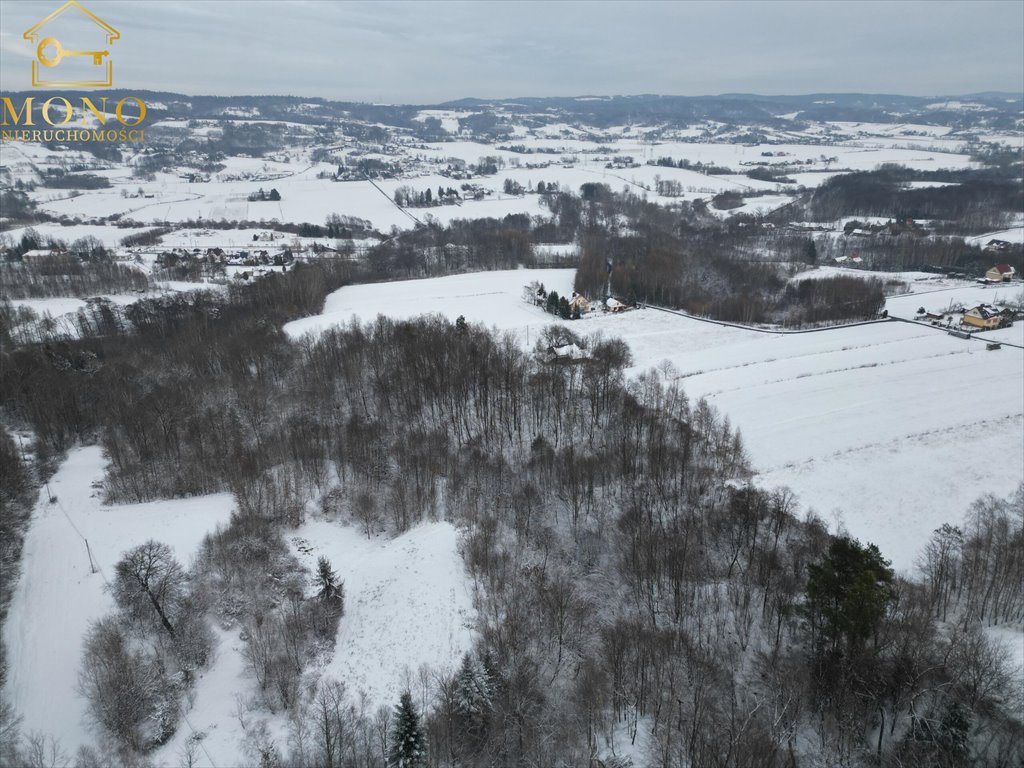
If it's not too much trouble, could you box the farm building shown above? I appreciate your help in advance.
[985,264,1016,282]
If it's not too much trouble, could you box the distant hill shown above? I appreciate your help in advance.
[4,89,1020,132]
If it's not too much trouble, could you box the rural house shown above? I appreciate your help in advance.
[985,264,1016,282]
[569,292,590,314]
[961,304,1005,330]
[544,343,587,364]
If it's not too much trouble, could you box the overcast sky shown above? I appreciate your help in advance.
[1,0,1022,102]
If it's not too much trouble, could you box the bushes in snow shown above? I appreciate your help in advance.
[195,511,344,712]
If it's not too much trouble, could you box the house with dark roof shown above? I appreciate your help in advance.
[962,304,1008,330]
[984,239,1011,252]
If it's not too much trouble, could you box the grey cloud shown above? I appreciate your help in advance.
[0,0,1020,101]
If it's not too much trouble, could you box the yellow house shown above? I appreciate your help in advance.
[962,304,1003,330]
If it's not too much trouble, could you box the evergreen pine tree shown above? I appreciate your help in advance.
[558,296,572,319]
[805,537,894,657]
[546,291,560,315]
[453,653,492,739]
[389,691,427,768]
[315,556,342,604]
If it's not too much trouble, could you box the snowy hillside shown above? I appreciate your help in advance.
[290,270,1024,571]
[290,520,476,708]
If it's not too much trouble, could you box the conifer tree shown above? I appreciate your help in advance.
[389,691,427,767]
[805,537,894,657]
[546,291,560,315]
[453,653,492,742]
[316,556,342,604]
[558,295,572,319]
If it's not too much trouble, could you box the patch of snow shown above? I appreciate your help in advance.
[289,519,476,710]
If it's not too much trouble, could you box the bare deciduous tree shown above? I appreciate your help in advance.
[110,540,186,638]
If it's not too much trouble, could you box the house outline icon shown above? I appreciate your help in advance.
[23,1,120,88]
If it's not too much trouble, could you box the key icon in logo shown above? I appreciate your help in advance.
[23,1,120,88]
[37,37,109,67]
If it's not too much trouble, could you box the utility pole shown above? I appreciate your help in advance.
[85,539,97,574]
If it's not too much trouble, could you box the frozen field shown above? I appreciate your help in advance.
[289,269,1024,571]
[966,226,1024,246]
[1,223,160,248]
[8,283,227,341]
[284,268,577,338]
[2,447,236,756]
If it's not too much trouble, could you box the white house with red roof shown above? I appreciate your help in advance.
[985,264,1016,282]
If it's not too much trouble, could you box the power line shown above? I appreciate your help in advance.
[363,173,424,226]
[45,494,220,768]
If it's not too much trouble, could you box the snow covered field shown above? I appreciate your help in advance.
[8,283,227,341]
[2,447,235,757]
[966,226,1024,246]
[2,223,160,248]
[289,269,1024,572]
[284,268,576,338]
[14,132,978,234]
[290,519,476,708]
